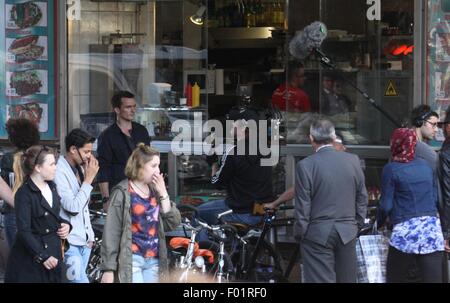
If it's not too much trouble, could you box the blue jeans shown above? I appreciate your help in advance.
[64,244,92,283]
[196,199,263,241]
[4,212,16,249]
[132,254,159,283]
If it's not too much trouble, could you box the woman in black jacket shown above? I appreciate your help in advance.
[5,145,71,283]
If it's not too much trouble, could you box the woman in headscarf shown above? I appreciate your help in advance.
[378,128,445,283]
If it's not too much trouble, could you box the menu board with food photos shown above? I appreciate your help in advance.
[0,0,56,139]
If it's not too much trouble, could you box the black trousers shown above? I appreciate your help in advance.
[301,227,356,283]
[386,246,444,283]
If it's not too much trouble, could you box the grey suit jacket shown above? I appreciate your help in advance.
[294,146,368,245]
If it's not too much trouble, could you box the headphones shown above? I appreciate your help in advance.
[412,111,433,127]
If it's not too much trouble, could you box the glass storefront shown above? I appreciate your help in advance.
[283,0,414,145]
[64,0,420,199]
[67,0,415,145]
[67,0,208,137]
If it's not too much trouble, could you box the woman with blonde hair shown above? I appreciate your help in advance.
[5,145,71,282]
[100,143,180,283]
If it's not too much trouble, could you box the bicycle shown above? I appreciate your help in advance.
[223,206,291,283]
[86,209,107,283]
[167,208,234,282]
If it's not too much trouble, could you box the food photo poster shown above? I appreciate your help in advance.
[0,0,57,139]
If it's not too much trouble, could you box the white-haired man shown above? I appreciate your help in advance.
[294,119,368,283]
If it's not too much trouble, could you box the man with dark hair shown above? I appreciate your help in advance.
[55,128,99,283]
[295,119,367,283]
[97,91,150,209]
[272,61,311,112]
[320,73,350,116]
[411,104,440,167]
[407,105,443,282]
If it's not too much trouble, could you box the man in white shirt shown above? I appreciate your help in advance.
[55,129,99,283]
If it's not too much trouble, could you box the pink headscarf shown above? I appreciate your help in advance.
[390,128,417,163]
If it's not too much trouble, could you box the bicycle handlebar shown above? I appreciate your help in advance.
[217,209,233,220]
[180,217,203,233]
[197,220,221,232]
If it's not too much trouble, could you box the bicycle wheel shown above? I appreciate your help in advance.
[86,242,103,283]
[198,240,234,282]
[245,238,287,283]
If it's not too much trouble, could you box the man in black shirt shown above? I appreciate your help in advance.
[97,91,150,210]
[197,107,273,228]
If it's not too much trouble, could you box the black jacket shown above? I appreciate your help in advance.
[97,122,150,191]
[211,144,274,213]
[439,140,450,238]
[5,177,71,283]
[0,152,15,213]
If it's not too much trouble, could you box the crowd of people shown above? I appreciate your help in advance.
[0,91,180,283]
[0,86,449,283]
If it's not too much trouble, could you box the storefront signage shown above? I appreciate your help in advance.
[385,80,398,97]
[0,0,58,139]
[67,0,81,21]
[366,0,381,21]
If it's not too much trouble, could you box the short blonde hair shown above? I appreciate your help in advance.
[125,143,160,181]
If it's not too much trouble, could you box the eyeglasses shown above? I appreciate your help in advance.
[425,120,438,128]
[34,145,49,166]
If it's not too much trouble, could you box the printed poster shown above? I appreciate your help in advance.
[0,0,57,139]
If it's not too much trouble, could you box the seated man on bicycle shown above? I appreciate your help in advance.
[197,107,274,231]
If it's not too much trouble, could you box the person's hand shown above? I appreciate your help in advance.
[263,201,278,210]
[152,173,168,198]
[57,223,70,239]
[43,256,58,270]
[84,155,99,184]
[101,271,114,283]
[445,239,450,253]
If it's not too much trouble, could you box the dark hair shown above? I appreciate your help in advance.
[65,128,95,152]
[287,61,305,81]
[322,71,336,80]
[111,91,135,109]
[21,145,56,176]
[410,105,439,127]
[6,118,40,150]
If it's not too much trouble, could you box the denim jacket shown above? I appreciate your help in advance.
[378,159,439,226]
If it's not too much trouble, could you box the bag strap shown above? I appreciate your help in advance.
[372,221,378,235]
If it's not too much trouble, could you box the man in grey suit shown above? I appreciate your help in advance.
[295,119,368,283]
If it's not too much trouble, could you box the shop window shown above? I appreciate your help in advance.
[67,0,208,138]
[284,0,414,145]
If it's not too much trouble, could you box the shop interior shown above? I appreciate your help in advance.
[66,0,415,236]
